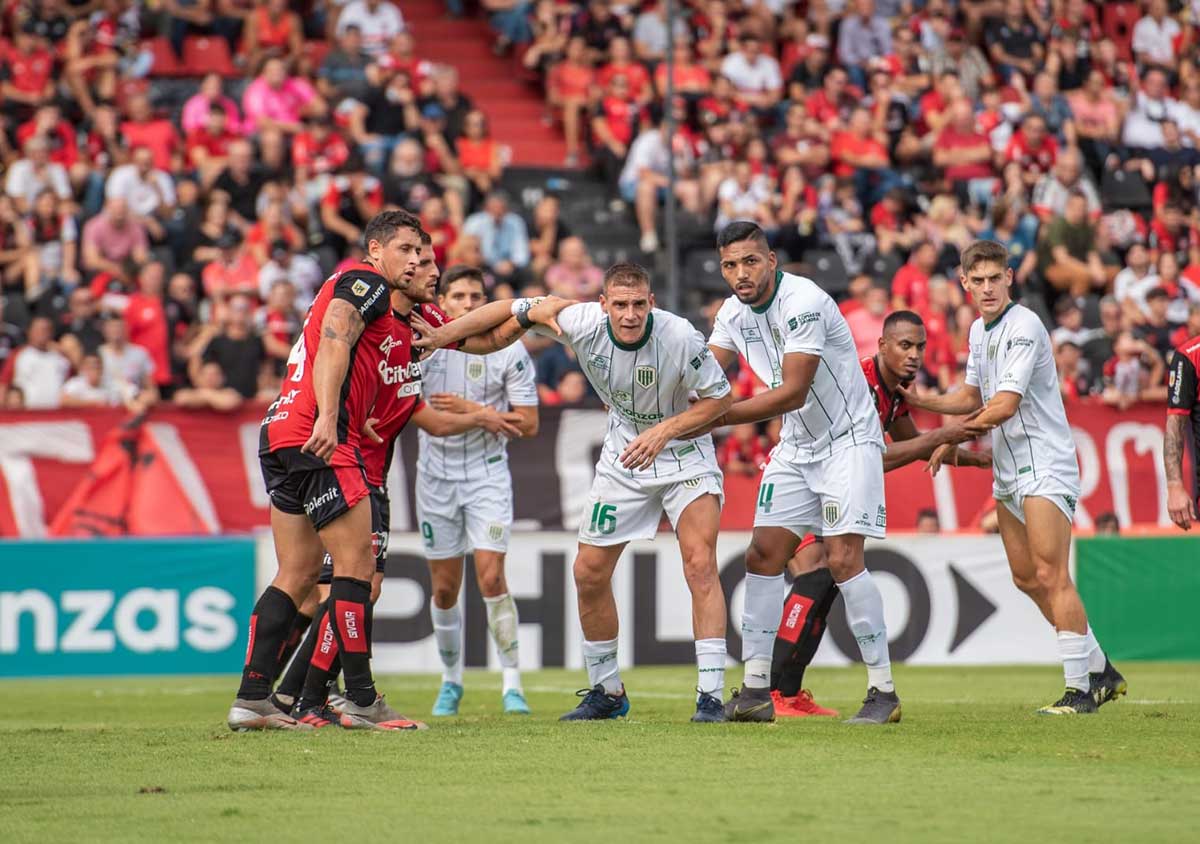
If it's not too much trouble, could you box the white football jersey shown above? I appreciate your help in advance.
[709,269,883,463]
[534,303,731,482]
[416,343,538,482]
[965,303,1080,497]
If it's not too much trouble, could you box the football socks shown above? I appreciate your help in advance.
[838,569,894,693]
[237,586,298,701]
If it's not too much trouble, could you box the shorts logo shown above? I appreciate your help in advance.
[635,365,656,389]
[823,502,840,527]
[487,523,505,543]
[304,486,340,515]
[467,360,485,381]
[876,505,887,528]
[351,279,370,297]
[682,477,702,489]
[1063,495,1077,514]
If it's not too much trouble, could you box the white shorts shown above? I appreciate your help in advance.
[754,443,886,539]
[415,472,513,558]
[579,469,724,547]
[995,478,1079,526]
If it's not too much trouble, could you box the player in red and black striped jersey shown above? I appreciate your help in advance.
[230,210,431,732]
[1166,333,1200,530]
[770,311,993,717]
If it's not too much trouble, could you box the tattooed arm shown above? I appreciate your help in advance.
[302,298,365,462]
[1165,414,1196,531]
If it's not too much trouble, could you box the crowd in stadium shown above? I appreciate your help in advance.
[1,0,1198,461]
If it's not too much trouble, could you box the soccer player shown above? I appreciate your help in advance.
[269,242,526,726]
[413,263,736,722]
[416,265,540,717]
[904,239,1126,715]
[705,221,900,724]
[770,311,992,718]
[1166,331,1200,531]
[229,209,424,731]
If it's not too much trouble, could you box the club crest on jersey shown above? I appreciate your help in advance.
[635,365,657,389]
[823,502,840,527]
[351,279,370,297]
[988,343,998,360]
[771,326,783,346]
[467,359,485,381]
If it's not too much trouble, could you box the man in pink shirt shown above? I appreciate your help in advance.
[845,284,889,358]
[81,198,149,283]
[242,57,323,135]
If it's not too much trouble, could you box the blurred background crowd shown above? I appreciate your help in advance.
[0,0,1197,478]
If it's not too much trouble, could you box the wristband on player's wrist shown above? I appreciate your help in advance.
[511,297,544,329]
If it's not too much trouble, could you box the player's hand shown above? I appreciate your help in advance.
[527,296,575,337]
[896,382,930,411]
[620,423,673,470]
[926,443,959,477]
[1167,482,1196,531]
[937,418,978,445]
[475,407,523,439]
[362,417,383,444]
[410,312,452,352]
[302,413,338,463]
[429,392,472,413]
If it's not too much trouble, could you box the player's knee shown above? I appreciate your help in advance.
[573,558,608,596]
[432,582,458,608]
[681,549,718,589]
[476,567,505,598]
[745,540,784,575]
[1012,570,1042,598]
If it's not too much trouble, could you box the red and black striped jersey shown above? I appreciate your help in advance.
[259,262,392,467]
[360,303,456,488]
[1168,334,1200,491]
[860,355,910,435]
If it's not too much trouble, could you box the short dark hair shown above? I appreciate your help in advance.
[883,310,925,334]
[960,240,1010,274]
[441,264,486,294]
[916,508,939,523]
[1146,286,1170,302]
[419,229,432,246]
[363,209,422,249]
[603,262,652,292]
[716,221,769,251]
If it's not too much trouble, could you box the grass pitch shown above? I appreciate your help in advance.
[4,664,1199,843]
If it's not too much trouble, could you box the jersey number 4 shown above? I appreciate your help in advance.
[588,503,617,535]
[286,316,312,382]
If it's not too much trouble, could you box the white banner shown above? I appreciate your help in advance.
[256,532,1062,671]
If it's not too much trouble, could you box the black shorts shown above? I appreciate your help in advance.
[259,447,370,531]
[319,485,389,583]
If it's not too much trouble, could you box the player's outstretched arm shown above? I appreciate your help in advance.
[412,297,575,353]
[882,416,973,473]
[897,382,983,416]
[722,351,820,427]
[303,298,365,462]
[407,403,525,440]
[961,390,1021,435]
[620,392,735,470]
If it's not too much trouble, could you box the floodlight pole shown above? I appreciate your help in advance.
[664,0,680,312]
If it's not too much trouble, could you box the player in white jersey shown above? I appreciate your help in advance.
[416,266,540,717]
[704,221,901,724]
[906,240,1126,715]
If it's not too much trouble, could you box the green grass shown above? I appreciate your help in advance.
[4,665,1199,843]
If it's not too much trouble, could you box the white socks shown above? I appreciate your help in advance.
[1057,630,1091,692]
[741,572,785,689]
[582,638,622,695]
[695,638,726,700]
[838,569,894,693]
[1085,625,1106,674]
[431,600,464,686]
[484,592,522,693]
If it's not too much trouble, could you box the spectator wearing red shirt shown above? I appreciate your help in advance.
[244,200,303,266]
[598,37,651,104]
[419,195,457,267]
[719,423,770,476]
[591,75,643,196]
[118,262,173,390]
[549,36,596,166]
[201,231,261,317]
[121,94,180,173]
[1004,113,1059,189]
[845,285,890,358]
[186,107,239,187]
[830,106,900,208]
[653,35,711,98]
[17,105,79,171]
[254,278,301,371]
[292,117,350,205]
[1147,202,1195,267]
[1,23,55,119]
[933,99,995,207]
[804,65,855,128]
[320,159,384,254]
[892,240,938,313]
[771,103,830,182]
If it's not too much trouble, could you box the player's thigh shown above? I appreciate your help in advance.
[1023,496,1074,585]
[578,471,662,546]
[462,477,514,556]
[786,535,825,578]
[746,526,803,575]
[753,458,822,538]
[996,499,1038,590]
[268,505,325,600]
[416,475,467,559]
[670,486,722,583]
[573,541,627,594]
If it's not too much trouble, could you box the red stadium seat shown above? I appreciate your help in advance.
[182,36,238,77]
[1102,3,1138,62]
[145,37,183,77]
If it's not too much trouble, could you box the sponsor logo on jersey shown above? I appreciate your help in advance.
[263,411,289,424]
[1007,336,1034,351]
[380,335,402,356]
[467,360,485,381]
[988,343,998,360]
[611,389,632,403]
[788,312,819,331]
[740,326,762,342]
[277,388,301,407]
[516,360,526,372]
[823,502,840,527]
[876,505,887,528]
[635,365,657,388]
[351,279,370,297]
[358,283,384,315]
[689,348,711,370]
[588,354,609,372]
[304,486,341,516]
[397,382,421,398]
[487,523,505,543]
[379,359,422,385]
[613,406,664,425]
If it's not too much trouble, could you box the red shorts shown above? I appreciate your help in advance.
[259,447,369,531]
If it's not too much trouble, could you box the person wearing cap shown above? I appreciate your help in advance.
[201,229,260,312]
[836,0,892,90]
